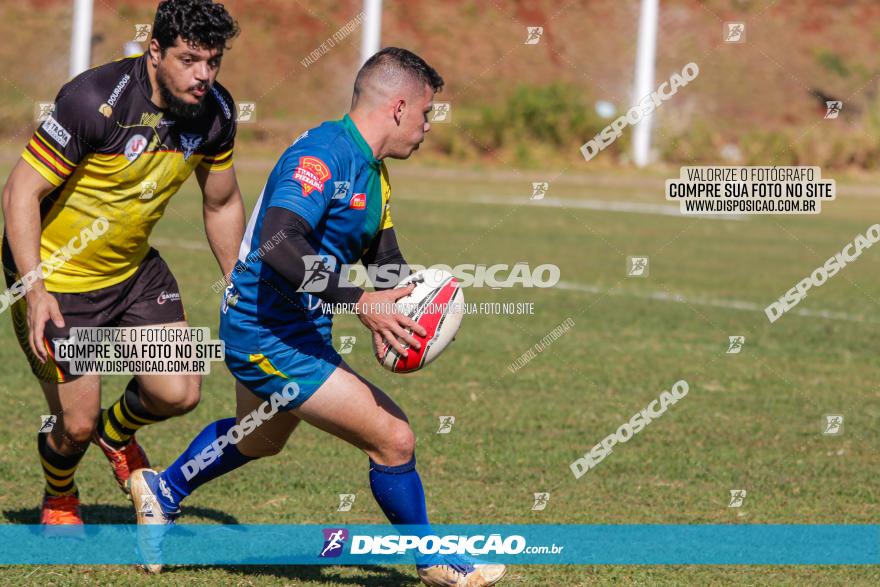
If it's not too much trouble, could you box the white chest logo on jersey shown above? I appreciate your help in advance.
[180,133,204,161]
[124,134,148,161]
[292,130,309,146]
[332,181,350,199]
[41,116,71,148]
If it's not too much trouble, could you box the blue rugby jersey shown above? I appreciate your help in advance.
[220,114,393,351]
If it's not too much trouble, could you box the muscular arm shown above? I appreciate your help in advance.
[361,227,410,290]
[259,206,364,304]
[1,159,65,361]
[2,160,55,287]
[197,166,245,283]
[259,207,425,356]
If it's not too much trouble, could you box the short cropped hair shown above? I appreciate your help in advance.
[153,0,240,53]
[352,47,444,106]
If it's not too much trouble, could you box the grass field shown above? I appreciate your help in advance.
[0,156,878,585]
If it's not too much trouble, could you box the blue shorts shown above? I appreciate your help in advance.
[223,341,342,410]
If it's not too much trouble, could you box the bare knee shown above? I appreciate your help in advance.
[237,437,284,458]
[141,377,201,416]
[163,380,201,415]
[235,415,299,458]
[370,422,415,466]
[58,416,97,447]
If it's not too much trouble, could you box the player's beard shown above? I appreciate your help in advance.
[157,67,208,120]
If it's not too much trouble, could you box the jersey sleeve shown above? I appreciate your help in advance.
[198,85,237,173]
[266,148,341,230]
[379,161,394,230]
[21,80,107,187]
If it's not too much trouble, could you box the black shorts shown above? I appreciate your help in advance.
[4,248,186,383]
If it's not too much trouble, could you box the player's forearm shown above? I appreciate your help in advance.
[203,194,245,282]
[260,206,364,305]
[362,228,410,290]
[2,175,49,296]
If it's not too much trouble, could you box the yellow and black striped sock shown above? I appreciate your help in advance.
[38,433,84,497]
[98,378,169,449]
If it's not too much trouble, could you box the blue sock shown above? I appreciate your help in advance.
[157,418,255,512]
[369,456,430,526]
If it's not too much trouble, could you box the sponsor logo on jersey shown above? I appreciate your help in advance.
[157,291,181,305]
[124,134,148,161]
[140,112,164,128]
[211,86,232,119]
[292,130,309,146]
[293,156,331,195]
[349,192,366,209]
[180,133,204,161]
[41,116,71,147]
[107,74,131,108]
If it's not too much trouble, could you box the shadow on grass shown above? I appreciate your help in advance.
[171,564,421,586]
[2,504,238,525]
[1,509,418,584]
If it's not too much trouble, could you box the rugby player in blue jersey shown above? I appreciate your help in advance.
[130,48,506,586]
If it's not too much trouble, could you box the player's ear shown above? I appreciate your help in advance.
[393,99,405,126]
[149,39,162,67]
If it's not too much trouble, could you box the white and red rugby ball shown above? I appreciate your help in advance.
[380,268,463,373]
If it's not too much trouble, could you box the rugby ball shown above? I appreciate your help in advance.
[380,268,463,373]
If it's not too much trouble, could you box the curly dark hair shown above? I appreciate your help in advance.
[353,47,444,105]
[152,0,240,52]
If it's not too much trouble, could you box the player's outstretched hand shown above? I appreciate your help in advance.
[356,286,428,359]
[25,287,65,363]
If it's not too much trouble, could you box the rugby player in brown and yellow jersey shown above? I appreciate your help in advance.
[0,0,244,526]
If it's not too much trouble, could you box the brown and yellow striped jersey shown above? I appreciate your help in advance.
[5,53,236,292]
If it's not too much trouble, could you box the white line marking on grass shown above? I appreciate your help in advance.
[556,280,879,324]
[148,237,873,324]
[466,195,747,221]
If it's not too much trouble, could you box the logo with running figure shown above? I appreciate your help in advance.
[728,489,747,508]
[140,180,158,200]
[332,181,350,199]
[627,256,649,277]
[338,336,356,355]
[525,26,544,45]
[824,101,843,120]
[531,492,550,511]
[299,255,337,293]
[727,336,745,354]
[337,494,356,511]
[35,102,55,123]
[39,415,57,433]
[724,22,745,43]
[429,103,451,123]
[531,182,549,200]
[319,528,348,558]
[133,24,152,42]
[437,416,456,434]
[237,103,257,123]
[823,414,844,435]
